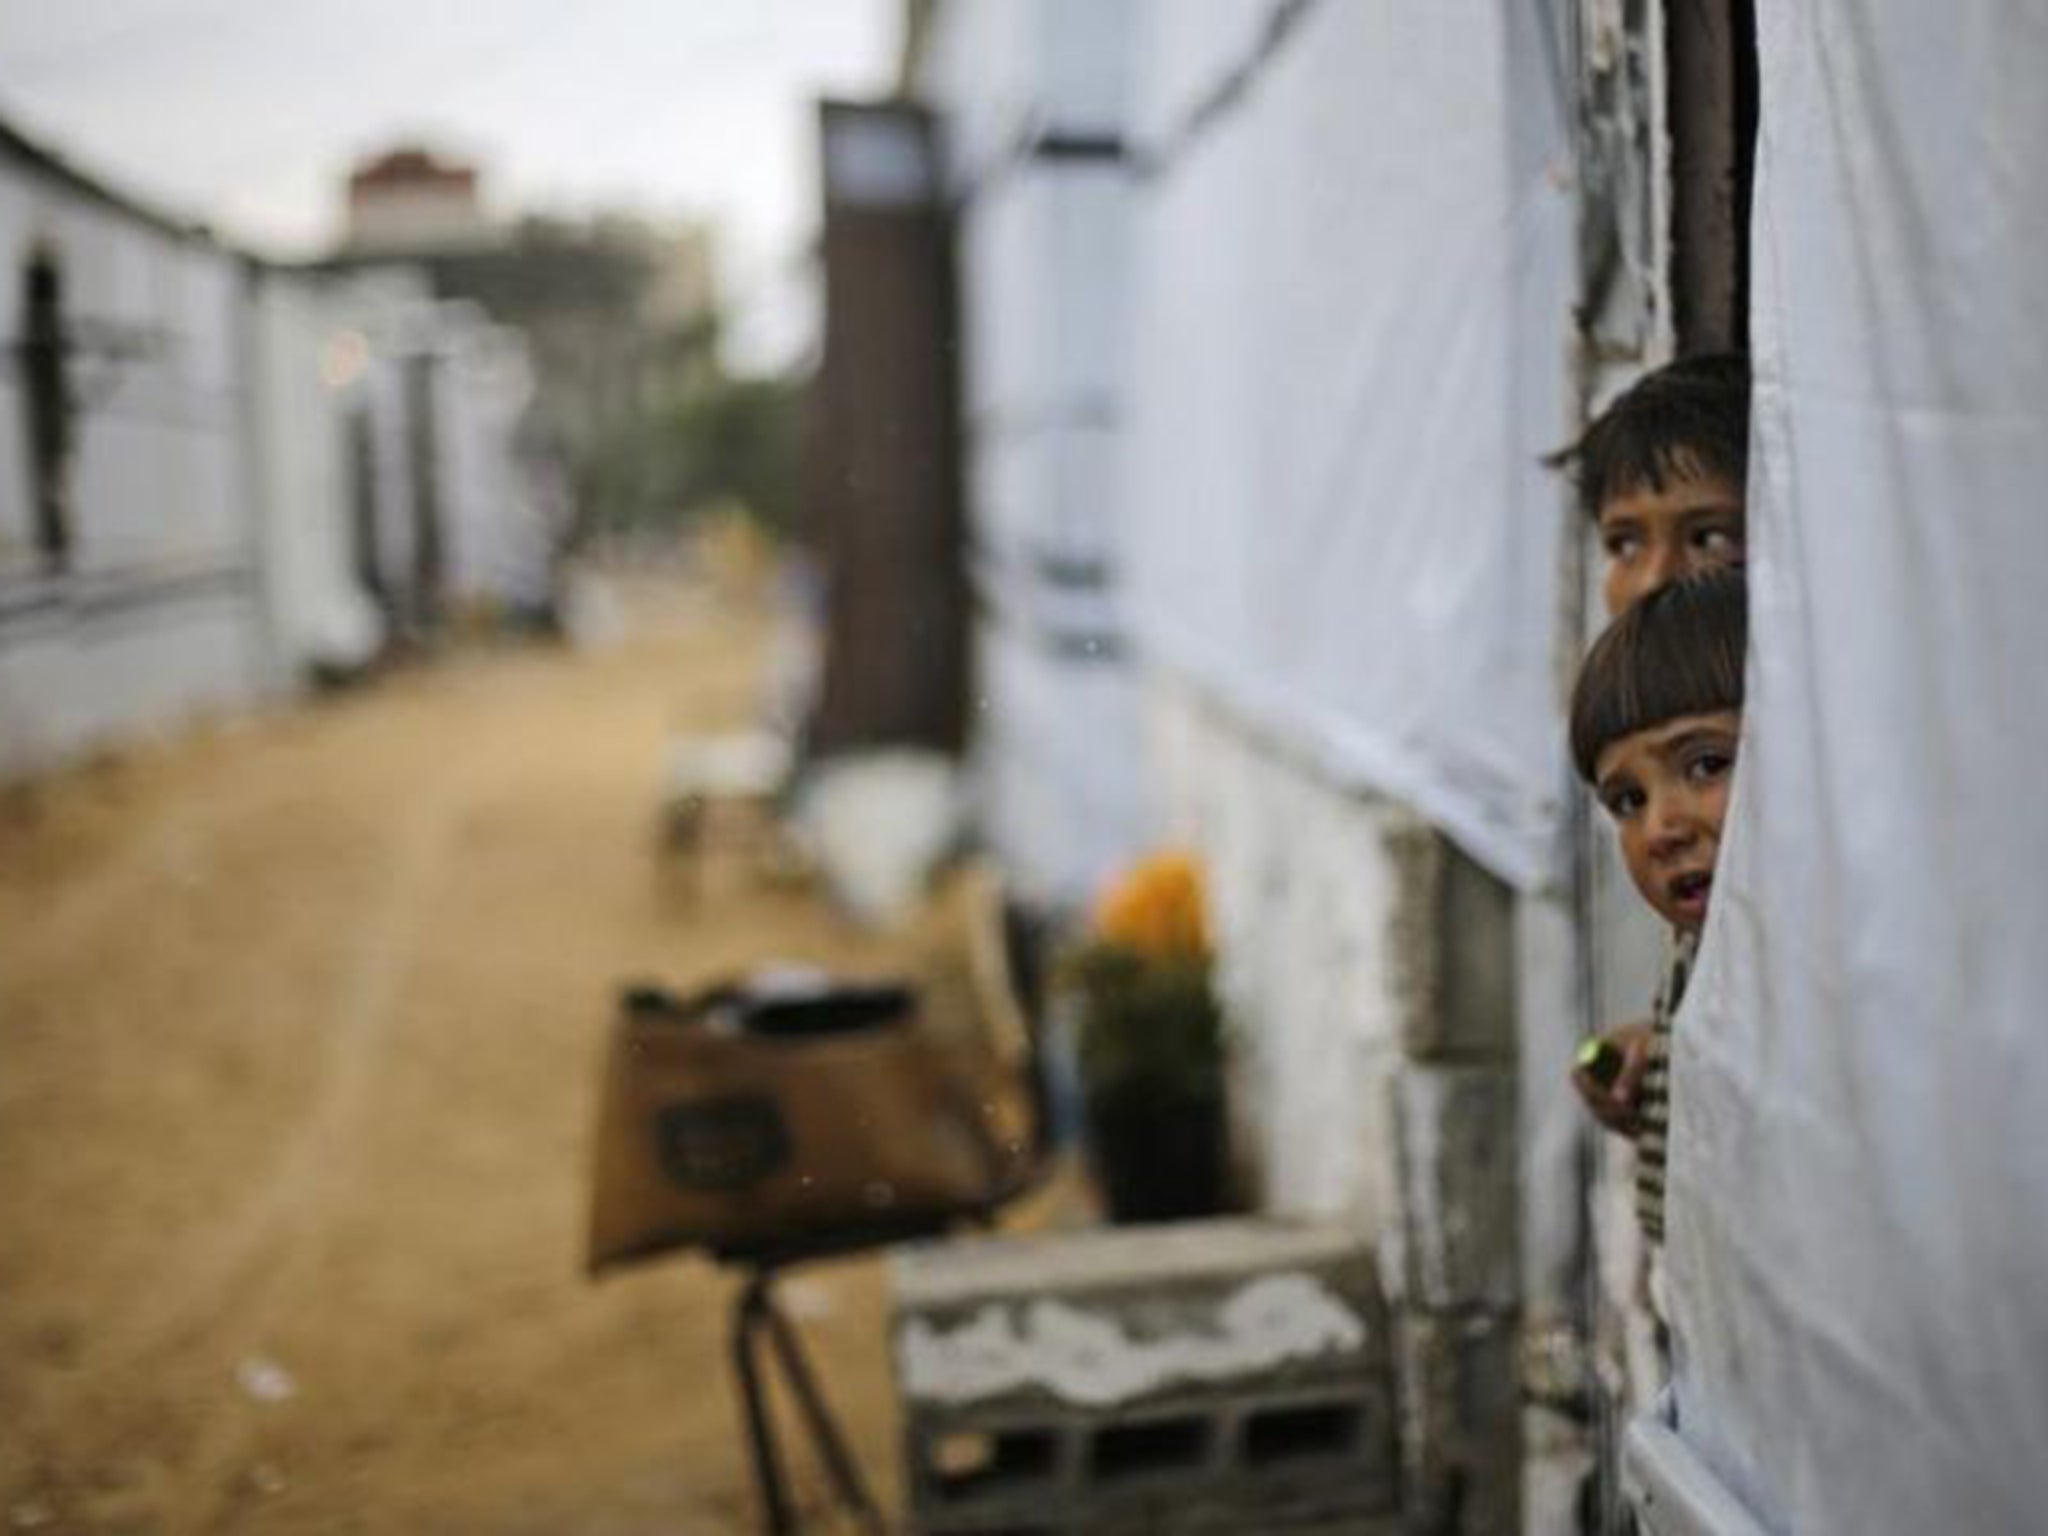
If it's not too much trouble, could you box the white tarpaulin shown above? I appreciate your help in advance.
[1667,3,2048,1531]
[1120,0,1576,890]
[918,0,1151,905]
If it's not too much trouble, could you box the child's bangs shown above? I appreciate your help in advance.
[1598,441,1724,506]
[1571,574,1748,782]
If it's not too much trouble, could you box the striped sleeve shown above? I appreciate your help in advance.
[1634,931,1696,1247]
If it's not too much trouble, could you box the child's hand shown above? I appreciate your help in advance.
[1572,1021,1655,1138]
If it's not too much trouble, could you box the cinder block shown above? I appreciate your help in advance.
[1394,1309,1524,1536]
[1386,1066,1520,1311]
[891,1218,1398,1534]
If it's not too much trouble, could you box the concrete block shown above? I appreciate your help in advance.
[891,1218,1398,1534]
[1386,1067,1520,1311]
[1395,1309,1524,1536]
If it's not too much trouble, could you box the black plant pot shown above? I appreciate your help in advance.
[1083,1081,1229,1225]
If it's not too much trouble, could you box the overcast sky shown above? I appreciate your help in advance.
[0,0,898,368]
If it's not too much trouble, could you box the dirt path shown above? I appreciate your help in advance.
[0,577,916,1534]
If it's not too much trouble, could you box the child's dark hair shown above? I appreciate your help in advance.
[1548,353,1751,521]
[1571,570,1747,782]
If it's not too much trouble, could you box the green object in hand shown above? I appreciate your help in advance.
[1577,1035,1624,1090]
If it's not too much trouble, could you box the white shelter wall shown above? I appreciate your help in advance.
[0,591,258,779]
[246,272,383,678]
[971,617,1148,908]
[1145,670,1406,1229]
[0,150,268,776]
[437,326,548,614]
[920,0,1132,186]
[0,169,250,577]
[1120,0,1575,890]
[1126,0,1288,153]
[959,166,1126,436]
[924,0,1146,907]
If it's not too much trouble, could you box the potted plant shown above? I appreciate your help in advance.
[1065,852,1231,1223]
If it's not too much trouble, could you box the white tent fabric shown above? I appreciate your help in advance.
[919,0,1150,905]
[1120,0,1576,890]
[1667,3,2048,1531]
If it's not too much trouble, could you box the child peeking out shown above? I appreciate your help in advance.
[1568,569,1746,1244]
[1549,353,1750,617]
[1550,353,1750,1239]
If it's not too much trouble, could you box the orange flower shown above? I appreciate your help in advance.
[1092,851,1211,962]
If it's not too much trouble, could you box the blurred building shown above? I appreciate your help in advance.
[0,114,558,780]
[0,118,275,776]
[326,149,721,547]
[343,145,495,257]
[307,272,559,640]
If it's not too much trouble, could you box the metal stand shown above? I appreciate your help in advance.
[730,1267,885,1536]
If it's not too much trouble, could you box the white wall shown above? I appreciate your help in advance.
[433,312,552,618]
[1120,0,1576,890]
[244,268,384,682]
[321,275,552,633]
[0,137,552,779]
[918,0,1148,907]
[0,146,267,777]
[1146,670,1410,1227]
[322,269,432,630]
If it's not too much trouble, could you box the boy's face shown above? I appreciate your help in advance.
[1593,709,1740,933]
[1597,469,1745,616]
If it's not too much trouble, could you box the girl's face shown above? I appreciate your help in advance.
[1593,709,1741,932]
[1597,470,1746,616]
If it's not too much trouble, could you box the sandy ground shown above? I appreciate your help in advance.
[0,576,946,1534]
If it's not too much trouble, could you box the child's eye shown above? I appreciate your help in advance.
[1692,526,1743,558]
[1599,783,1645,819]
[1603,532,1643,561]
[1684,749,1735,783]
